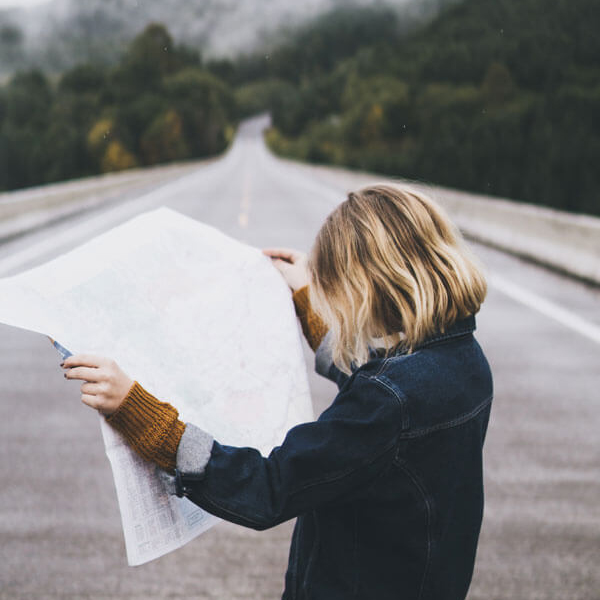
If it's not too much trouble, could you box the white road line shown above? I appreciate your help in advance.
[489,272,600,345]
[238,213,249,228]
[238,166,251,229]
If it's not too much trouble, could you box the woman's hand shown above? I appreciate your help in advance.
[263,247,310,292]
[62,355,134,416]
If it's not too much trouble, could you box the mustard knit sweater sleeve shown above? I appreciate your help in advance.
[106,285,328,471]
[106,382,185,473]
[291,285,328,351]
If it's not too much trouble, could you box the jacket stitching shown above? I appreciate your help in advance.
[193,492,267,528]
[367,374,410,430]
[302,510,320,598]
[353,503,359,597]
[287,437,398,496]
[417,329,473,348]
[398,464,433,600]
[396,396,493,439]
[191,397,491,527]
[373,356,393,378]
[291,522,301,600]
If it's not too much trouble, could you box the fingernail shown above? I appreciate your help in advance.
[63,373,67,379]
[60,362,64,367]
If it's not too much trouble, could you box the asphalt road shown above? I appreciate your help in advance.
[1,116,599,599]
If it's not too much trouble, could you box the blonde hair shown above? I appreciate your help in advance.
[308,185,487,374]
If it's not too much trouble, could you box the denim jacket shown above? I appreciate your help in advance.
[173,315,493,600]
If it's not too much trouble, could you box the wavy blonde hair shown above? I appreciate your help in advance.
[308,185,487,374]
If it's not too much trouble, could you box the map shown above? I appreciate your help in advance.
[0,207,314,565]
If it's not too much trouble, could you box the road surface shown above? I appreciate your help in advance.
[0,116,599,599]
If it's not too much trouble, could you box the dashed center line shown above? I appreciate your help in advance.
[238,212,249,228]
[238,169,251,229]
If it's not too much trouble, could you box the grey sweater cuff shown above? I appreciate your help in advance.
[161,423,215,495]
[177,423,214,476]
[315,330,335,378]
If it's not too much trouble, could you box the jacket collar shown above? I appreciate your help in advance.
[369,314,477,361]
[415,314,477,350]
[372,315,475,358]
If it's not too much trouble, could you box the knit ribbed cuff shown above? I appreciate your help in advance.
[292,285,329,352]
[106,381,186,474]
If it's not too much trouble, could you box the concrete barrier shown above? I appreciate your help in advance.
[2,154,599,286]
[0,161,202,243]
[281,160,600,286]
[424,186,600,287]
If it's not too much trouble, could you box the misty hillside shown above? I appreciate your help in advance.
[260,0,600,215]
[0,0,458,76]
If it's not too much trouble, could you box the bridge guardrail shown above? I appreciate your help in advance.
[284,159,600,287]
[0,162,200,244]
[426,186,600,286]
[2,155,599,286]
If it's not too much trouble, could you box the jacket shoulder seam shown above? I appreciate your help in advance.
[397,395,493,439]
[359,372,410,430]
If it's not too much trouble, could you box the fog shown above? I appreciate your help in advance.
[0,0,457,75]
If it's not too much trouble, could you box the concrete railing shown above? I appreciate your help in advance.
[285,160,600,286]
[0,161,201,243]
[424,186,600,286]
[2,153,599,286]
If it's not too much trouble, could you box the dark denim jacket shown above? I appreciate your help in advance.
[174,315,493,600]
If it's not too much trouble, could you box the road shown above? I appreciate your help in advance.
[1,116,599,599]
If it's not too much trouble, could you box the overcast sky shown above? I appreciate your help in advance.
[0,0,48,8]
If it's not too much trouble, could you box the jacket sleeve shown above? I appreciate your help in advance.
[174,373,403,530]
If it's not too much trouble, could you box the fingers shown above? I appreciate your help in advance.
[63,354,108,369]
[65,366,103,383]
[262,247,305,264]
[80,382,102,395]
[62,355,132,417]
[81,393,109,414]
[63,355,114,383]
[81,393,98,408]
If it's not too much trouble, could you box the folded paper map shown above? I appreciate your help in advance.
[0,207,313,565]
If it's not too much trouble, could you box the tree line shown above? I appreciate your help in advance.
[1,0,598,217]
[0,24,235,191]
[231,0,600,216]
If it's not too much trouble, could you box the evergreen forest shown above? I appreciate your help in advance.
[0,0,598,216]
[0,25,235,191]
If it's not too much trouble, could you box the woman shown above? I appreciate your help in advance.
[63,185,493,600]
